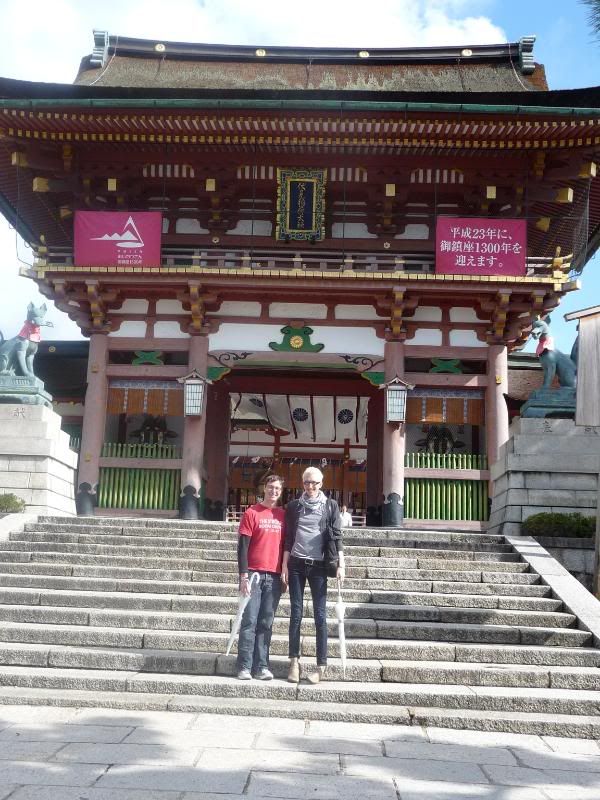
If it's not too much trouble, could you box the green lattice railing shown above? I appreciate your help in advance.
[405,452,488,470]
[98,467,180,510]
[404,478,489,521]
[101,442,181,459]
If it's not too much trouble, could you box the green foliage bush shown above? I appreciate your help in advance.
[0,493,26,513]
[522,512,595,538]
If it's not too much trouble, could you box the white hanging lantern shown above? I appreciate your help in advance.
[381,376,414,424]
[177,370,211,416]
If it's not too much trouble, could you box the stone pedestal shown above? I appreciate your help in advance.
[521,387,576,419]
[489,417,600,536]
[0,375,52,407]
[0,404,77,516]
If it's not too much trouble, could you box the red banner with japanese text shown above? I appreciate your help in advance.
[436,217,526,277]
[74,211,162,267]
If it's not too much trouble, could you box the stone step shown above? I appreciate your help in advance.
[0,683,598,737]
[37,515,238,531]
[0,642,381,682]
[0,585,561,614]
[0,541,521,567]
[15,530,515,555]
[380,659,600,690]
[1,641,600,690]
[0,549,528,576]
[375,619,590,646]
[0,570,552,598]
[1,621,597,665]
[2,665,600,717]
[0,603,587,647]
[35,517,503,544]
[368,589,561,612]
[0,596,575,629]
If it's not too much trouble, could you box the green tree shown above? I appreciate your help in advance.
[582,0,600,40]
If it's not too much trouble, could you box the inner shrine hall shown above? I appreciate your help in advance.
[1,32,599,525]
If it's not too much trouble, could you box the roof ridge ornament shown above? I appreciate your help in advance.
[91,30,109,68]
[518,35,536,75]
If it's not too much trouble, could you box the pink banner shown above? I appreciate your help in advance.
[74,211,162,267]
[436,217,526,277]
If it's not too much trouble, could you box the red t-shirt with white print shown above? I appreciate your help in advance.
[239,504,285,573]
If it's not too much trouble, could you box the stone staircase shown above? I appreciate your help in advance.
[1,515,600,736]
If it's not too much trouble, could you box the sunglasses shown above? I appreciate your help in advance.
[303,480,321,486]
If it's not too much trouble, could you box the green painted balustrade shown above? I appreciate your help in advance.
[98,467,180,510]
[404,452,488,470]
[101,442,182,459]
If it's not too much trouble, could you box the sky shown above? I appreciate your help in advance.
[0,0,598,350]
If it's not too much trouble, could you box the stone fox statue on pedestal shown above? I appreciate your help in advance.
[531,316,576,388]
[0,303,53,378]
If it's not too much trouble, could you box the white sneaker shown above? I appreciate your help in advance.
[254,668,274,681]
[237,668,252,680]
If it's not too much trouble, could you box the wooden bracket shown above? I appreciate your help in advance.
[177,282,214,335]
[485,290,512,344]
[387,286,410,341]
[85,281,117,333]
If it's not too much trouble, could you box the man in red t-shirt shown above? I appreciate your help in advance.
[236,474,285,680]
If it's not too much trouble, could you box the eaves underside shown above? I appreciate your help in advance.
[33,264,569,290]
[2,108,600,151]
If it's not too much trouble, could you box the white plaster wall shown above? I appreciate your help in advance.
[269,303,328,319]
[109,321,147,338]
[331,222,377,238]
[156,300,186,314]
[175,218,210,234]
[408,328,443,346]
[450,307,489,323]
[449,330,486,348]
[209,324,287,351]
[209,323,384,355]
[306,326,384,356]
[112,299,149,314]
[153,321,190,339]
[335,305,386,320]
[395,223,429,239]
[411,306,442,322]
[212,301,261,318]
[226,220,272,236]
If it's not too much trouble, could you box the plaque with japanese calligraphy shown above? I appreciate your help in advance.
[276,168,326,241]
[435,217,526,277]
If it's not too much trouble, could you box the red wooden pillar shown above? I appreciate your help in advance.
[486,344,509,467]
[76,333,109,516]
[179,334,209,519]
[203,382,231,520]
[382,340,406,527]
[366,390,384,525]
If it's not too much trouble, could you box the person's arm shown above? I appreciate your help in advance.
[329,501,346,583]
[237,511,253,596]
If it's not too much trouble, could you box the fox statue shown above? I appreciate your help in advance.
[530,316,576,389]
[0,303,53,378]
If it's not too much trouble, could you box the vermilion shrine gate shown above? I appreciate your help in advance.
[0,32,598,524]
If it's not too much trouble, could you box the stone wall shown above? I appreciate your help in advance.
[489,418,600,537]
[534,536,594,591]
[0,404,77,516]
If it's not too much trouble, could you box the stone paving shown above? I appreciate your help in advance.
[0,704,600,799]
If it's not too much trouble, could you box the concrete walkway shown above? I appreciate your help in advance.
[1,704,600,799]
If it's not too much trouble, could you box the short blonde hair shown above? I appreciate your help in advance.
[302,466,324,483]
